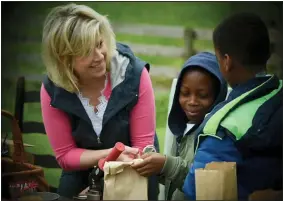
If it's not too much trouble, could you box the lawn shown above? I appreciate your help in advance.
[2,1,229,187]
[5,2,231,27]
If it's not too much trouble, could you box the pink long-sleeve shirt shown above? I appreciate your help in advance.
[41,68,156,171]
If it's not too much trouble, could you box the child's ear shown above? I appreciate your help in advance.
[223,54,233,72]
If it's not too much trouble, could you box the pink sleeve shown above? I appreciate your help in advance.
[129,68,156,150]
[40,85,85,171]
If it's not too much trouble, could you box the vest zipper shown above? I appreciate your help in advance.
[97,136,101,144]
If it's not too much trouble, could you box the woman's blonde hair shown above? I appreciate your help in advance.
[42,3,116,92]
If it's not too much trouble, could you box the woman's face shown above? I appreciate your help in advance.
[73,39,108,81]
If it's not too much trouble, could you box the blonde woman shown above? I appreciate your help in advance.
[41,3,159,199]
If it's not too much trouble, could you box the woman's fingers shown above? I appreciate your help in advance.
[124,146,139,155]
[117,152,136,162]
[121,155,134,162]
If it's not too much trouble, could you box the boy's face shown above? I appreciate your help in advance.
[179,69,217,124]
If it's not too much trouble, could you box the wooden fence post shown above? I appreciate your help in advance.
[183,28,195,59]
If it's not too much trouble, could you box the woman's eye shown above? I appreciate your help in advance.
[97,40,103,48]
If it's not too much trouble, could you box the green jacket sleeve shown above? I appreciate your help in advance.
[160,154,192,191]
[160,133,195,191]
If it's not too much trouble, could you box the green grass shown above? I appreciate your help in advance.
[195,40,214,52]
[155,93,170,129]
[137,54,184,68]
[156,127,166,154]
[43,168,62,188]
[83,2,231,28]
[7,2,230,28]
[2,78,16,112]
[151,76,174,89]
[155,93,170,154]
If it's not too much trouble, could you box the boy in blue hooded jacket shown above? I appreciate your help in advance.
[132,52,227,200]
[183,13,282,200]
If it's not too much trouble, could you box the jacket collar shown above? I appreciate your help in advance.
[49,83,92,125]
[227,75,280,102]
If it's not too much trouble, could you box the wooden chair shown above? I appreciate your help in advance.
[14,76,61,193]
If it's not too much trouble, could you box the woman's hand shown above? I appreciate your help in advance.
[131,152,166,177]
[116,146,140,162]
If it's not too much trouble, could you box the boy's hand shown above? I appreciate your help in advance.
[131,153,166,177]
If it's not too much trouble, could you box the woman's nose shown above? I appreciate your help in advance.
[93,48,104,62]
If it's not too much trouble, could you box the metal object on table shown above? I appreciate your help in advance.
[143,145,157,153]
[87,165,104,200]
[18,192,60,201]
[87,189,101,201]
[73,195,87,200]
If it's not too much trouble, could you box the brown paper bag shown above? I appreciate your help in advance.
[103,159,148,200]
[195,162,237,200]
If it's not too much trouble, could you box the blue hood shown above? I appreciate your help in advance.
[168,52,227,136]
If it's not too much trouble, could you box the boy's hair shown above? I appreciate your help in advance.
[213,12,270,72]
[42,3,116,92]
